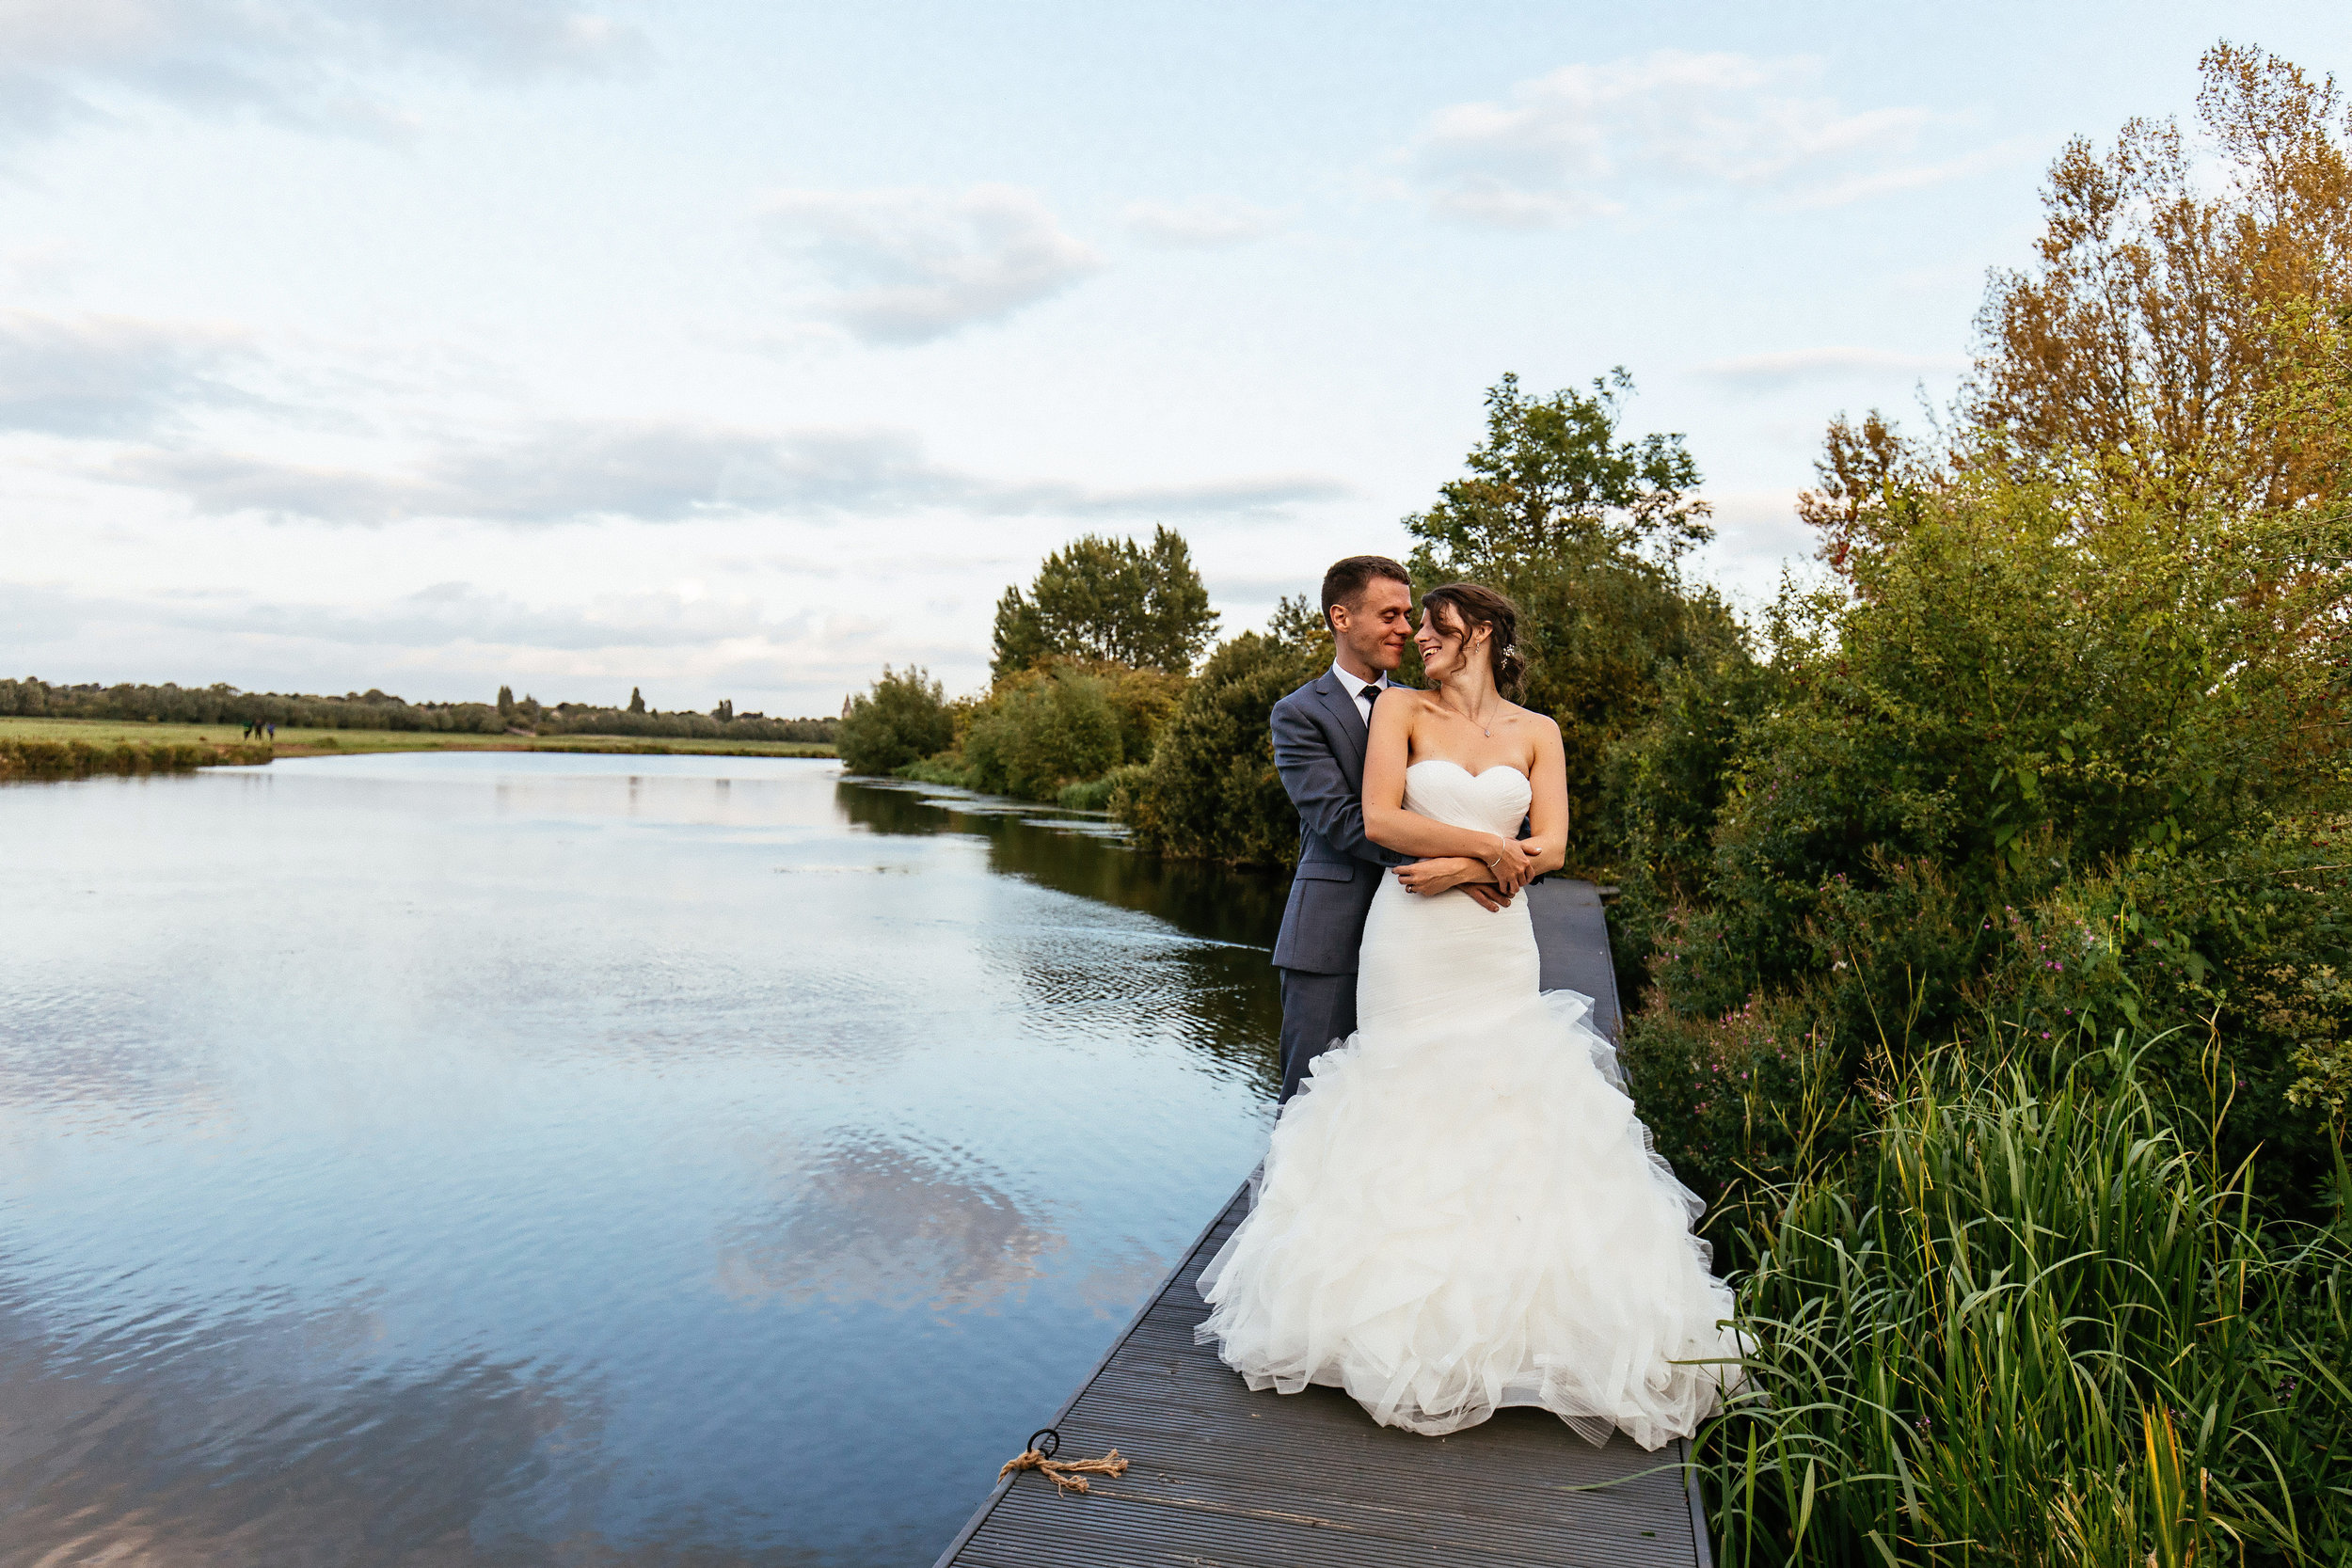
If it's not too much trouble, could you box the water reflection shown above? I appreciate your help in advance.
[0,754,1279,1566]
[717,1135,1064,1309]
[837,781,1285,1085]
[834,780,1287,950]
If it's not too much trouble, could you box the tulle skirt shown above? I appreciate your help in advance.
[1196,964,1741,1447]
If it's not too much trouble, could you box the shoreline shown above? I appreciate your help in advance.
[0,716,835,763]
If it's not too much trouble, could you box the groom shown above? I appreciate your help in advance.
[1268,555,1512,1101]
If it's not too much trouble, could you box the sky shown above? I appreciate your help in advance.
[2,2,2347,718]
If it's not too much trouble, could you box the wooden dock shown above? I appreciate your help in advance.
[932,879,1714,1568]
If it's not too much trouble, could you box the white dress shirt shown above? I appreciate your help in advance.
[1331,661,1391,726]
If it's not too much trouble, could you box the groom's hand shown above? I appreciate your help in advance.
[1463,884,1515,912]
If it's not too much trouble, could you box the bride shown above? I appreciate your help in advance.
[1196,581,1740,1448]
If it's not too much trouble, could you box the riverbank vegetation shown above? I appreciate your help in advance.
[1649,43,2352,1563]
[0,677,837,746]
[0,732,275,780]
[838,529,1211,810]
[838,39,2352,1563]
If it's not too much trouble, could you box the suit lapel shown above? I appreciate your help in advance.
[1312,672,1418,781]
[1308,676,1364,770]
[1313,672,1370,776]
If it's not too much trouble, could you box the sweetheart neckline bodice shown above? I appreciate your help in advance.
[1406,758,1530,784]
[1398,757,1532,836]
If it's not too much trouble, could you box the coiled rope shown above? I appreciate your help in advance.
[997,1427,1128,1496]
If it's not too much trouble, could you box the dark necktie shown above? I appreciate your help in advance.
[1359,683,1381,715]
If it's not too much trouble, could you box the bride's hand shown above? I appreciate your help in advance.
[1391,857,1471,895]
[1485,835,1536,893]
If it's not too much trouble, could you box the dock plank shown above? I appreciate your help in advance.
[934,879,1708,1568]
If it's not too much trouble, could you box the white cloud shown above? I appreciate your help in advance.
[0,0,639,143]
[763,184,1104,344]
[100,418,1348,526]
[423,424,950,523]
[1120,197,1283,248]
[3,240,81,293]
[232,578,794,652]
[1784,142,2034,211]
[0,310,251,436]
[1697,346,1968,391]
[1407,51,1978,228]
[1689,486,1826,612]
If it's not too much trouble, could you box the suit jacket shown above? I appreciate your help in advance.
[1269,671,1410,974]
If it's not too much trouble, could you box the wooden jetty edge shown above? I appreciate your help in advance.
[933,878,1716,1568]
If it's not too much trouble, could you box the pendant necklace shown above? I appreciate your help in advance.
[1449,697,1499,737]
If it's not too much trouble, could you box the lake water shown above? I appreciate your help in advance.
[0,752,1288,1566]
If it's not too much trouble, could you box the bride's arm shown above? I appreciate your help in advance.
[1361,691,1534,883]
[1521,716,1571,878]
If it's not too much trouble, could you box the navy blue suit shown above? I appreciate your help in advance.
[1268,670,1408,1101]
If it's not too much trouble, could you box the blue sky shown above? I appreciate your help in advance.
[2,1,2346,717]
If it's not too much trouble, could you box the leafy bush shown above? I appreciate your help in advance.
[1601,643,1784,999]
[964,665,1121,799]
[1119,631,1327,865]
[954,661,1182,802]
[1615,469,2352,1191]
[836,666,955,775]
[1058,763,1147,813]
[1976,832,2352,1194]
[891,753,972,787]
[1619,990,1860,1219]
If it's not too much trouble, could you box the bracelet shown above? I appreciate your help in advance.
[1485,849,1504,871]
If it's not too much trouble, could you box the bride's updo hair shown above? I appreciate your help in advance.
[1420,582,1526,697]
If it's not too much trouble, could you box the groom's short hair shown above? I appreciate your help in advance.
[1321,555,1411,629]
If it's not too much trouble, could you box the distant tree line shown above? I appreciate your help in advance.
[0,677,838,742]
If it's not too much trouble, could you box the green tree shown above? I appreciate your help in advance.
[627,686,646,714]
[992,525,1218,678]
[1264,593,1334,653]
[1119,626,1328,865]
[1405,372,1740,869]
[1619,473,2352,1205]
[1404,371,1710,579]
[836,666,955,774]
[496,684,515,719]
[1968,41,2352,519]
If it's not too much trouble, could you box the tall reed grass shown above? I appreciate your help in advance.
[1702,1033,2351,1566]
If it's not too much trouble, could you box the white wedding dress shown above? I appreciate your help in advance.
[1196,759,1740,1448]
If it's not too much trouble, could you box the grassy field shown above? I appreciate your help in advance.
[0,716,836,759]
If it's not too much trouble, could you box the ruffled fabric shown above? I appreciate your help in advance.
[1196,761,1740,1447]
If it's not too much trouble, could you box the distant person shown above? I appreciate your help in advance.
[266,722,276,741]
[241,721,253,740]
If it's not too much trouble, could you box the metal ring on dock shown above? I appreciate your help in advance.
[1025,1427,1060,1460]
